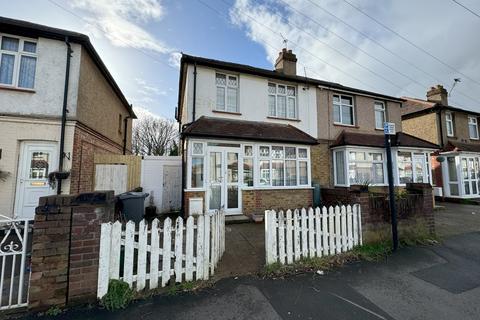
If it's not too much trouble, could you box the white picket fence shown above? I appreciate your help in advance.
[97,210,225,298]
[265,205,362,265]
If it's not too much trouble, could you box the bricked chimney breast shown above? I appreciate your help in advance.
[275,48,297,76]
[426,84,448,106]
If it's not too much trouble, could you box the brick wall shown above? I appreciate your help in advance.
[184,191,205,217]
[70,123,125,194]
[242,188,313,216]
[310,142,332,187]
[29,191,114,311]
[321,184,435,242]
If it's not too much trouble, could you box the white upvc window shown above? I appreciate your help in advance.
[333,94,354,126]
[348,151,385,185]
[397,151,429,185]
[189,142,205,189]
[445,112,454,137]
[468,116,479,140]
[216,73,238,112]
[334,150,347,186]
[0,34,37,89]
[257,144,309,187]
[374,101,386,130]
[268,82,297,119]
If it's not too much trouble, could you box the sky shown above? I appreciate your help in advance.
[2,0,480,119]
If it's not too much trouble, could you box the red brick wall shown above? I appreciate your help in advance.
[183,191,205,217]
[242,188,313,216]
[70,122,126,194]
[29,192,114,311]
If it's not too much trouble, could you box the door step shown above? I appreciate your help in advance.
[225,215,252,224]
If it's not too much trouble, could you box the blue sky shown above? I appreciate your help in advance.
[2,0,480,118]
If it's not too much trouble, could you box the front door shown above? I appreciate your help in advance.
[207,147,241,215]
[461,156,479,196]
[14,142,58,219]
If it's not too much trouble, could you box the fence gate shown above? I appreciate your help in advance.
[0,215,32,310]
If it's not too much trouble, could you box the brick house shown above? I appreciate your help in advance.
[0,17,135,219]
[402,85,480,199]
[176,50,436,217]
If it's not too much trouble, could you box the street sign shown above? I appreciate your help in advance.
[384,122,395,135]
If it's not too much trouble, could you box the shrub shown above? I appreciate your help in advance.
[100,279,134,311]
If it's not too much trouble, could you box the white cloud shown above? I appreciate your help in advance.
[168,52,182,68]
[229,0,480,110]
[133,106,164,120]
[71,0,171,53]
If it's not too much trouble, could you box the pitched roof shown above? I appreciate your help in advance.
[401,96,480,120]
[443,140,480,153]
[331,131,439,149]
[177,53,404,122]
[182,116,318,145]
[0,16,136,118]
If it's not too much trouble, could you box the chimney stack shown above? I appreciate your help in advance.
[275,48,297,76]
[426,85,448,106]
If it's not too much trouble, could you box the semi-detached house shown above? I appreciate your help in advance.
[177,49,437,218]
[0,17,136,219]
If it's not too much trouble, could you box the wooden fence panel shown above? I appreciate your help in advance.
[265,205,363,266]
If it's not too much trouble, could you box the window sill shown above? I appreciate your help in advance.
[242,186,314,190]
[212,110,241,116]
[333,123,359,128]
[0,85,35,93]
[267,116,301,122]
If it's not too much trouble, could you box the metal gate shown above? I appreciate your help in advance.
[0,215,32,310]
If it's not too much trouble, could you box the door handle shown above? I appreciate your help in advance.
[20,179,25,184]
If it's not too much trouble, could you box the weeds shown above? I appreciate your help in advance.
[45,306,62,317]
[100,279,134,311]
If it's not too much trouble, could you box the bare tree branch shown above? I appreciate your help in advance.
[132,116,178,156]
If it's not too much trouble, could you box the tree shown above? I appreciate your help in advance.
[132,116,178,156]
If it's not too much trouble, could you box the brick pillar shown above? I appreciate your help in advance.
[29,191,114,311]
[406,183,435,235]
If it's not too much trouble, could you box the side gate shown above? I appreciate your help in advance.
[0,215,32,311]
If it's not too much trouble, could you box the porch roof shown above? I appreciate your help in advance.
[331,131,439,149]
[182,116,318,145]
[443,141,480,153]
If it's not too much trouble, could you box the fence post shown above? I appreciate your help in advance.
[347,205,353,250]
[123,221,135,288]
[301,208,308,258]
[174,217,184,283]
[109,221,122,280]
[137,220,148,290]
[341,206,347,252]
[308,208,315,258]
[185,216,194,281]
[149,219,159,289]
[293,209,301,261]
[161,218,172,287]
[278,211,286,264]
[286,210,293,264]
[322,207,329,256]
[97,223,112,299]
[203,213,211,279]
[315,207,321,258]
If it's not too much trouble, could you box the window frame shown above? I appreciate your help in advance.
[348,150,385,185]
[215,72,239,113]
[374,101,386,130]
[268,82,298,120]
[468,116,479,140]
[0,33,38,89]
[445,112,454,137]
[188,141,206,190]
[333,94,355,126]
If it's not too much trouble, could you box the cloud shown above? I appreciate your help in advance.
[168,52,182,68]
[71,0,171,53]
[229,0,480,110]
[135,78,167,96]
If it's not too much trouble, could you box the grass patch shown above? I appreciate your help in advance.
[100,279,134,311]
[165,281,204,296]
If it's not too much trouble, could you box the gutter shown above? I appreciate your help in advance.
[57,36,72,195]
[437,110,444,148]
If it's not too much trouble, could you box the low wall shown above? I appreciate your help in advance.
[242,188,313,216]
[29,191,115,311]
[321,184,435,243]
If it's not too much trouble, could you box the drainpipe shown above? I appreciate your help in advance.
[57,37,72,195]
[123,113,132,155]
[437,109,444,148]
[192,62,197,122]
[181,136,186,217]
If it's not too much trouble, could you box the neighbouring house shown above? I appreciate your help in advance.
[0,17,136,219]
[402,85,480,199]
[176,49,437,217]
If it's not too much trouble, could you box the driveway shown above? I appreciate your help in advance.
[435,201,480,238]
[42,231,480,320]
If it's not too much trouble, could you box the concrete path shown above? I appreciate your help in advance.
[40,230,480,320]
[435,201,480,238]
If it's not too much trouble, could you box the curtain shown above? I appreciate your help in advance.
[18,56,36,88]
[1,37,19,51]
[0,54,14,85]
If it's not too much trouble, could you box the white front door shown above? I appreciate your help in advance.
[207,147,241,215]
[14,142,58,219]
[461,156,480,196]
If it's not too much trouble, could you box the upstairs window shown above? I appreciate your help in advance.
[374,101,385,130]
[445,112,454,137]
[333,95,354,125]
[0,35,37,89]
[216,73,238,112]
[469,116,479,140]
[268,83,297,119]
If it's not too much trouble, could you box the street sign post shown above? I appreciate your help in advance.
[384,122,399,251]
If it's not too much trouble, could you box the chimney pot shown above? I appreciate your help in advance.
[426,84,448,106]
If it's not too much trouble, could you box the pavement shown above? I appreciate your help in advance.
[31,202,480,320]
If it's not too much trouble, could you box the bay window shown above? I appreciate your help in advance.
[268,83,297,119]
[334,150,346,185]
[257,145,309,187]
[468,116,478,140]
[398,152,413,184]
[216,73,238,112]
[374,101,385,130]
[397,151,429,184]
[333,95,354,126]
[348,151,384,184]
[0,35,37,89]
[190,142,204,188]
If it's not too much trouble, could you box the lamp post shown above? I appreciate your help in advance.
[384,122,398,251]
